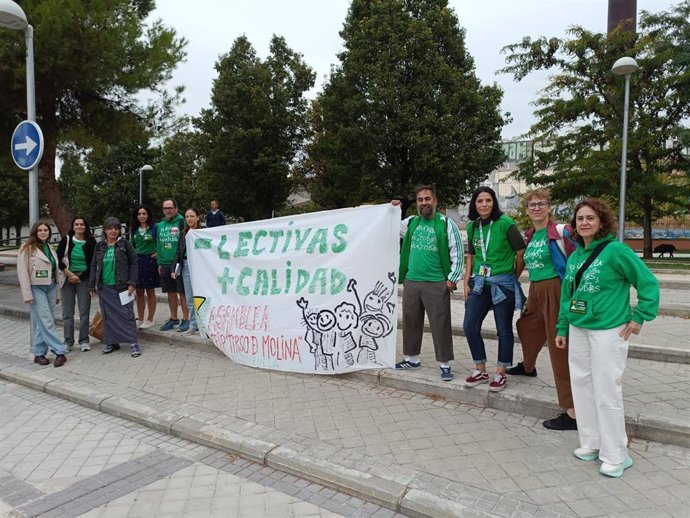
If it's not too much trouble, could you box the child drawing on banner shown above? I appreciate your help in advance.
[297,298,337,371]
[348,272,396,365]
[335,299,359,366]
[358,313,392,365]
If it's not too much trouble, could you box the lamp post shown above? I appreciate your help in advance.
[0,0,39,225]
[139,164,153,205]
[611,56,639,243]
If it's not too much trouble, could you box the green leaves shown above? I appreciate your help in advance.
[306,0,505,214]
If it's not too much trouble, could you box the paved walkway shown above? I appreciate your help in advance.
[0,277,689,516]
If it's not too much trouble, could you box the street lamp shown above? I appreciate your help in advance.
[0,0,39,225]
[611,56,640,243]
[139,164,153,205]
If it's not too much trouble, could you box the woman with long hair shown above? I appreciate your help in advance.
[89,217,140,357]
[555,199,658,478]
[57,216,96,352]
[129,205,159,329]
[509,189,578,430]
[462,186,526,392]
[171,208,201,334]
[17,220,67,367]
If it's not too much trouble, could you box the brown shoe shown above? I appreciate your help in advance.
[34,355,50,366]
[54,354,67,368]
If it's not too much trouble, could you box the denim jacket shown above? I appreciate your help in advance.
[471,273,526,310]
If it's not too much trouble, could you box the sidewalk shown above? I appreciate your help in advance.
[0,279,689,516]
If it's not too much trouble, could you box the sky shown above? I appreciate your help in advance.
[149,0,678,139]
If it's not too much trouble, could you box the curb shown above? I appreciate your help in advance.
[0,361,494,518]
[1,304,689,450]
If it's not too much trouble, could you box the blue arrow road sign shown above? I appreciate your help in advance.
[11,120,44,170]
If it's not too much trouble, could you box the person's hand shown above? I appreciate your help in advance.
[171,272,177,279]
[89,289,96,298]
[463,283,471,298]
[127,285,135,296]
[555,336,568,349]
[391,200,401,206]
[150,252,157,258]
[446,280,456,292]
[619,321,642,341]
[68,275,80,284]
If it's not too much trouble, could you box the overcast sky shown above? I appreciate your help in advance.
[150,0,678,139]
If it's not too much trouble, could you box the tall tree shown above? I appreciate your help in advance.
[501,0,690,258]
[195,35,315,222]
[0,0,186,232]
[306,0,506,215]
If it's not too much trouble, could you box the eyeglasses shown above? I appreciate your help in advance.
[163,206,175,210]
[527,202,549,209]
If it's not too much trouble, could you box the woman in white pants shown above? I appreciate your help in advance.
[555,199,659,478]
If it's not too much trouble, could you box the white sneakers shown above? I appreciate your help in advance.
[138,320,155,330]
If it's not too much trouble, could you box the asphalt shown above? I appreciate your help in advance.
[0,260,689,517]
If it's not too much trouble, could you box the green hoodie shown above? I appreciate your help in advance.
[556,234,659,336]
[156,213,184,266]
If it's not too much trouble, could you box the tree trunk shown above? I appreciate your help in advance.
[642,195,653,259]
[14,223,22,247]
[39,127,73,235]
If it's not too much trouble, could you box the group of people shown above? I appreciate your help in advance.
[17,198,226,364]
[395,185,659,478]
[18,186,659,478]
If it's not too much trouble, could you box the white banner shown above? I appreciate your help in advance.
[187,204,400,374]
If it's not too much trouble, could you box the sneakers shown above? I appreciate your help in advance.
[80,343,91,352]
[182,326,198,336]
[573,447,600,461]
[506,362,537,377]
[543,413,577,431]
[138,320,155,330]
[395,360,421,369]
[160,319,180,331]
[464,369,489,387]
[102,344,121,354]
[33,355,50,366]
[64,344,72,353]
[130,344,141,357]
[54,354,67,368]
[489,373,508,392]
[440,367,453,381]
[177,319,190,333]
[600,457,633,478]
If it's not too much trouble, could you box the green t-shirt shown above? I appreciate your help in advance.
[467,215,521,277]
[156,215,184,266]
[524,228,558,282]
[101,244,117,286]
[406,218,445,282]
[132,226,156,256]
[43,243,56,280]
[69,238,87,274]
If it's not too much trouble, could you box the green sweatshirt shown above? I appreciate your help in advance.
[556,234,659,336]
[156,214,184,266]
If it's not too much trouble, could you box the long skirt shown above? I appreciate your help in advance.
[98,285,137,345]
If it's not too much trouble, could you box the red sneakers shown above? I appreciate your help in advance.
[464,369,489,387]
[489,373,507,392]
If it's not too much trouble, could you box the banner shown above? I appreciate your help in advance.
[187,204,401,374]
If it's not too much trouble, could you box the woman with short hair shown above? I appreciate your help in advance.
[510,189,578,430]
[17,220,67,367]
[57,216,96,352]
[89,217,140,357]
[555,199,659,478]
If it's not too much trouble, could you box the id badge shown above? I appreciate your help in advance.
[569,299,587,314]
[478,263,492,278]
[35,270,49,279]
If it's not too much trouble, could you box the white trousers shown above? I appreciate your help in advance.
[568,324,629,465]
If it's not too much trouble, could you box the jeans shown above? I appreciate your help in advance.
[181,263,197,330]
[463,277,516,367]
[30,283,66,356]
[61,279,91,346]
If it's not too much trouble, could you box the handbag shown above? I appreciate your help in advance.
[88,310,104,342]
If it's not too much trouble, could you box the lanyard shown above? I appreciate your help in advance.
[478,220,493,263]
